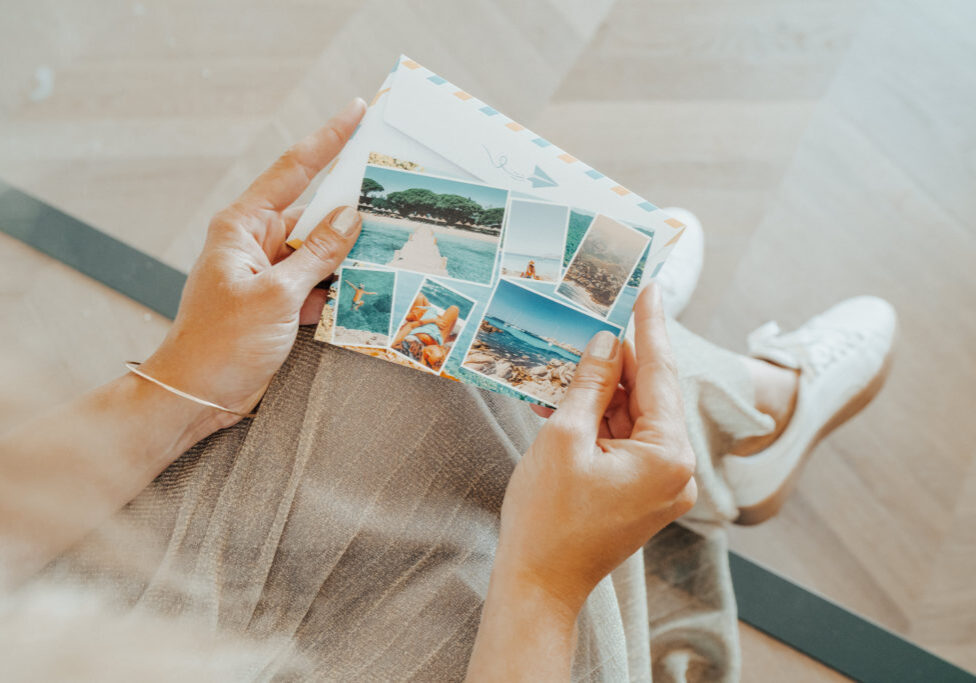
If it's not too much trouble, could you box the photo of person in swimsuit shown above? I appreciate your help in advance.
[392,294,459,371]
[345,279,377,310]
[390,280,476,374]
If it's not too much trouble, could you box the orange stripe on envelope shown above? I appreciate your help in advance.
[664,227,685,247]
[401,60,421,70]
[558,153,577,163]
[370,88,391,106]
[506,122,525,132]
[454,91,472,101]
[610,185,630,196]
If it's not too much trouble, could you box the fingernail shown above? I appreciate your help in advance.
[332,206,360,236]
[587,331,618,360]
[338,97,367,121]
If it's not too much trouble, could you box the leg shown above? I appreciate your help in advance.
[43,329,633,679]
[729,358,799,456]
[435,305,460,341]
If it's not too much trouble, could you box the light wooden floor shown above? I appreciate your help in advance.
[1,0,974,677]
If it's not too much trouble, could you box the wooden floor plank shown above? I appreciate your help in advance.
[0,0,973,676]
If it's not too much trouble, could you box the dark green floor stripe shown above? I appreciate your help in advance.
[2,179,973,682]
[0,179,185,319]
[731,554,973,682]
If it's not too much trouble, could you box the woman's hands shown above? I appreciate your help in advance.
[467,284,696,681]
[142,98,367,430]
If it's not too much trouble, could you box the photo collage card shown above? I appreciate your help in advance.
[314,153,656,408]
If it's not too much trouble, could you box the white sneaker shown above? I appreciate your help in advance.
[723,296,897,525]
[654,207,704,319]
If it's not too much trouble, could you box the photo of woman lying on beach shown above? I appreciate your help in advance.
[351,165,508,285]
[556,214,651,317]
[391,279,476,374]
[462,279,621,406]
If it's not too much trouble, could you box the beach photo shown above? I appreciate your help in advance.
[499,199,568,282]
[556,214,651,317]
[331,267,397,348]
[462,279,621,406]
[391,278,477,374]
[351,165,508,285]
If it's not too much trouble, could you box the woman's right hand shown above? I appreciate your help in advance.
[494,283,697,613]
[467,284,696,681]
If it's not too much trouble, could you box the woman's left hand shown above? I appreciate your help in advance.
[142,98,366,427]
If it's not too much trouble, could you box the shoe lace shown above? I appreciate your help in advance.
[748,321,868,378]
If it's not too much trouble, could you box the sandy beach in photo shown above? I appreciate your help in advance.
[332,326,390,347]
[500,254,561,282]
[353,165,507,285]
[342,345,419,371]
[500,199,568,283]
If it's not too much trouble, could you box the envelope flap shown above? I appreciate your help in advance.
[383,56,682,255]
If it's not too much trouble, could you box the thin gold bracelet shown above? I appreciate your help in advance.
[124,361,257,419]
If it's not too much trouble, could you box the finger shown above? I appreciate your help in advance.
[282,203,307,236]
[274,205,362,293]
[551,331,623,440]
[623,284,683,431]
[270,204,309,263]
[299,288,329,325]
[628,282,677,385]
[239,98,366,213]
[530,405,554,419]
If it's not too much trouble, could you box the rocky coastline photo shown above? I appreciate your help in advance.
[556,214,650,317]
[462,279,621,406]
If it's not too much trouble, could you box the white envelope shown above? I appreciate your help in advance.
[290,55,685,276]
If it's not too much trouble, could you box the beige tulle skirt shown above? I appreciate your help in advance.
[20,322,773,682]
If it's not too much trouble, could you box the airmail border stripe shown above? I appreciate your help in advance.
[389,56,665,216]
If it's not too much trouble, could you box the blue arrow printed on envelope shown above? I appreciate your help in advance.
[528,165,558,189]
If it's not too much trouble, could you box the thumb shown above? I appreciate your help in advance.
[276,205,362,293]
[553,331,623,437]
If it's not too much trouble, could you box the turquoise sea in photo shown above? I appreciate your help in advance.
[419,279,476,321]
[469,279,620,362]
[349,219,498,284]
[335,268,395,334]
[480,315,581,365]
